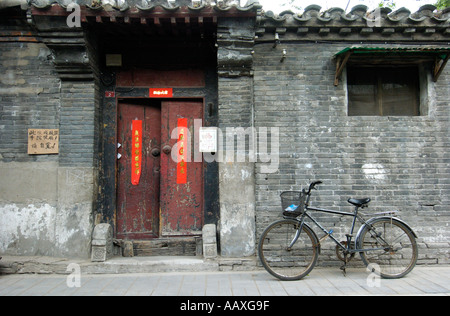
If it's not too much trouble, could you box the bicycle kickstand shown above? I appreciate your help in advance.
[340,254,348,277]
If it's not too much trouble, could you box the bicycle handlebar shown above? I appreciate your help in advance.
[308,181,323,193]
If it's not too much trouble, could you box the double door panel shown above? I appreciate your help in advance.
[117,100,203,239]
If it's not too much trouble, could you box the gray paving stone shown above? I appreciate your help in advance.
[0,266,449,297]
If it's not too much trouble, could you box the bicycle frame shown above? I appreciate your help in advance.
[292,189,389,254]
[299,206,369,253]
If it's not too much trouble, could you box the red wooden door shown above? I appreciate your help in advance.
[160,101,203,236]
[117,101,161,239]
[117,100,204,239]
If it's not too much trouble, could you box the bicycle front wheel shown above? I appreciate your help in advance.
[358,218,418,279]
[258,219,319,281]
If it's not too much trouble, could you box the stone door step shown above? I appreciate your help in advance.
[0,256,219,275]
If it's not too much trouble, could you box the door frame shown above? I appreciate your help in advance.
[97,70,220,241]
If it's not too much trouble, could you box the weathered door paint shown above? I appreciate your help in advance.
[160,101,203,236]
[117,100,204,239]
[117,101,161,239]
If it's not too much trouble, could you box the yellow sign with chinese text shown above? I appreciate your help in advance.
[27,129,59,155]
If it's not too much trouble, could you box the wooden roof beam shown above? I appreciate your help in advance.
[334,51,352,86]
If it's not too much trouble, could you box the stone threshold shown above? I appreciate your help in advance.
[0,255,261,275]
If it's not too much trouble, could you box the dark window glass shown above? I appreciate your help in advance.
[348,66,420,116]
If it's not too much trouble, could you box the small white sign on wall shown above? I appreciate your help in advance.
[199,127,218,153]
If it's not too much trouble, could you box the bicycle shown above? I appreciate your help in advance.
[258,181,418,281]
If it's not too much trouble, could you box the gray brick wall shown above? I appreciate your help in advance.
[218,77,253,130]
[0,27,99,258]
[0,41,60,163]
[59,81,99,167]
[253,42,450,265]
[0,41,99,168]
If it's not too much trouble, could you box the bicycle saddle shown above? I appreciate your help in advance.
[348,198,371,207]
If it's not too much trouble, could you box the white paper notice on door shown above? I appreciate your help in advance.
[199,127,217,153]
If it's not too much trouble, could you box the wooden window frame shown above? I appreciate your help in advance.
[347,65,421,117]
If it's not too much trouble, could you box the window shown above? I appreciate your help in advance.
[347,66,420,116]
[335,47,450,117]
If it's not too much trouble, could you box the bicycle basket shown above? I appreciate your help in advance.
[281,191,306,217]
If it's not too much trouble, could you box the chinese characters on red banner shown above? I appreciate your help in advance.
[177,118,188,184]
[149,88,173,98]
[131,120,142,186]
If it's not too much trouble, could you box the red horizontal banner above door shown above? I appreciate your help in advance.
[149,88,173,98]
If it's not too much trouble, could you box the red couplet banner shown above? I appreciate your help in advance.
[177,118,188,184]
[131,120,142,186]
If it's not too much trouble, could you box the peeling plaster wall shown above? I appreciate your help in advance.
[0,203,93,258]
[219,162,256,257]
[0,162,95,258]
[0,203,57,255]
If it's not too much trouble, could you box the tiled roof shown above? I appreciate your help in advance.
[27,1,450,22]
[13,1,450,39]
[263,4,450,24]
[258,4,450,40]
[29,0,262,12]
[19,1,450,26]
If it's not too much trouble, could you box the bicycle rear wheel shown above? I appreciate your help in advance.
[258,219,319,281]
[358,218,418,279]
